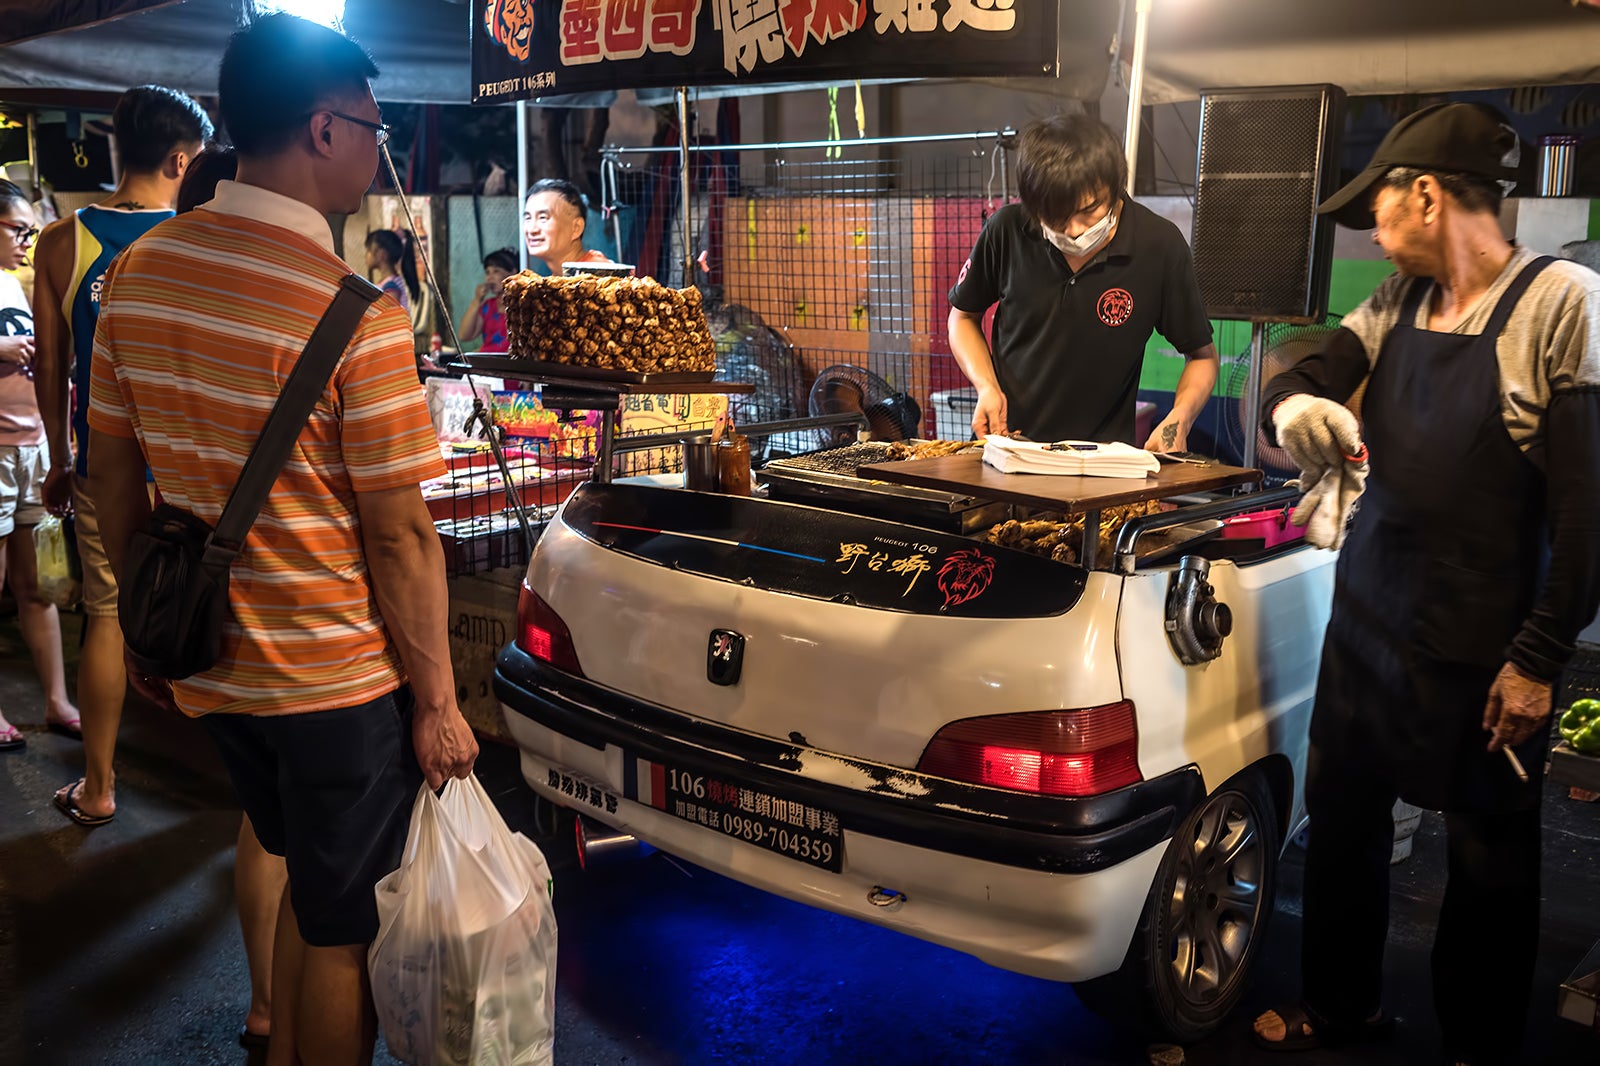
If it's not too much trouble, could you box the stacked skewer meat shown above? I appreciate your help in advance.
[985,500,1160,565]
[501,272,718,373]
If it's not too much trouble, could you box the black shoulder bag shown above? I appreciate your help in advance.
[121,274,384,680]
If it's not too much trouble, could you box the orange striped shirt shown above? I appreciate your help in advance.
[88,184,445,717]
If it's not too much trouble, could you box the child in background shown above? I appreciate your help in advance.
[365,228,419,316]
[458,247,517,352]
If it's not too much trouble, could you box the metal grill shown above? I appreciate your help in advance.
[765,442,902,476]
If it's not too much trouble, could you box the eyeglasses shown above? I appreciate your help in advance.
[1,221,38,244]
[317,110,392,149]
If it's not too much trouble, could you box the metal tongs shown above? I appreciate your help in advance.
[1155,450,1220,466]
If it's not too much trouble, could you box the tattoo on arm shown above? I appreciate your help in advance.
[1161,422,1178,447]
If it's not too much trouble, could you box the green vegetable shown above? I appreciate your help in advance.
[1559,698,1600,755]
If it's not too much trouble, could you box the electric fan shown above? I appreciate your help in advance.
[808,364,923,448]
[710,304,810,461]
[1224,314,1361,479]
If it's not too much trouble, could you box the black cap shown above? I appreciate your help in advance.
[1317,103,1521,229]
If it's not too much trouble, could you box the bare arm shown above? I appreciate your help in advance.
[356,483,477,787]
[946,305,1006,437]
[1146,343,1220,452]
[31,220,75,511]
[457,283,487,344]
[85,429,152,582]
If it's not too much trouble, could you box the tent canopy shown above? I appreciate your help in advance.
[1136,0,1600,104]
[2,0,1600,106]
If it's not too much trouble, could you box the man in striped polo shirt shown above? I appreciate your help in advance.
[86,15,477,1063]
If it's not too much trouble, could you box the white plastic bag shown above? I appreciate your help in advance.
[32,516,79,610]
[369,774,558,1066]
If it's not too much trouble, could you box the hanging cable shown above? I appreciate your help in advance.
[377,142,536,556]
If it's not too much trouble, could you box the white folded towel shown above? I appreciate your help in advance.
[981,436,1160,479]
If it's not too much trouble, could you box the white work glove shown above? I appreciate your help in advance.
[1290,459,1369,549]
[1274,394,1368,550]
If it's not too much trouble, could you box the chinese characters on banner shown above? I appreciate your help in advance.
[560,0,703,65]
[837,540,933,597]
[472,0,1056,104]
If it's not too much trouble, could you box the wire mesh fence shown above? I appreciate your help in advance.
[606,138,1011,443]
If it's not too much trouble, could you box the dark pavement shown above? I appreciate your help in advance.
[2,611,1598,1065]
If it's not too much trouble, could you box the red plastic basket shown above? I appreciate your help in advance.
[1220,506,1304,548]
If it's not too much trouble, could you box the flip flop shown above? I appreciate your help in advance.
[46,718,82,740]
[53,778,114,827]
[0,727,23,752]
[1252,1002,1395,1052]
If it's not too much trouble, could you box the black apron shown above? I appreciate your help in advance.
[1310,257,1552,812]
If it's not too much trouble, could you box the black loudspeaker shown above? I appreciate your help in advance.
[1192,85,1348,323]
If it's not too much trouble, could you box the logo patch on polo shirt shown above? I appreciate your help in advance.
[1097,288,1133,327]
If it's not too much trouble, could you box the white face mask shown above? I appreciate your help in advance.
[1043,208,1117,258]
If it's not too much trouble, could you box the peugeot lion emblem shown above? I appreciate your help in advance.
[707,629,745,686]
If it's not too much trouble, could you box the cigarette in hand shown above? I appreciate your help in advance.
[1503,745,1529,782]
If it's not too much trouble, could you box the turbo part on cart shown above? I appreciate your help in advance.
[1165,556,1233,665]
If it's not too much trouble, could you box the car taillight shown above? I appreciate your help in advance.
[515,583,584,676]
[915,702,1142,797]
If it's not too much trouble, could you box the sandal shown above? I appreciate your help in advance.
[46,717,82,740]
[53,778,114,827]
[1252,1002,1394,1052]
[0,726,23,752]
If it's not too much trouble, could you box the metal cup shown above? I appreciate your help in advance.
[682,433,721,491]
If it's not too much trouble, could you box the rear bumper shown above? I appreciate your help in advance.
[495,643,1203,876]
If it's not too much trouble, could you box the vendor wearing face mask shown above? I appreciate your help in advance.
[947,114,1218,450]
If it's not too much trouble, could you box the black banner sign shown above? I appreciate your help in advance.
[472,0,1061,104]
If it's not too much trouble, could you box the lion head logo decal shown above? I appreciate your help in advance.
[1097,287,1133,327]
[937,549,996,610]
[485,0,534,63]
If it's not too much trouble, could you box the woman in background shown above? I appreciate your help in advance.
[175,144,288,1055]
[364,228,419,315]
[0,178,79,753]
[457,247,517,351]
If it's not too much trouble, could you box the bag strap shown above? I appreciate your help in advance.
[203,274,384,570]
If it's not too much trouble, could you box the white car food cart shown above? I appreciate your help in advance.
[494,441,1337,1040]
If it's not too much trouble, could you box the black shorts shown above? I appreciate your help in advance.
[204,686,423,947]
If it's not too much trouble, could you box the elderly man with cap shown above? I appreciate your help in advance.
[1251,103,1600,1063]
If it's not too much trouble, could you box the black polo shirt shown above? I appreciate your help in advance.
[948,200,1212,444]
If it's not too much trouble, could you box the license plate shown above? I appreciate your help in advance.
[623,752,843,872]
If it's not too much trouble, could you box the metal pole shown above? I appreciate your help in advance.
[608,127,1018,156]
[677,86,693,286]
[601,151,623,259]
[24,112,40,203]
[1243,322,1267,472]
[379,143,536,552]
[516,100,529,271]
[1123,0,1153,184]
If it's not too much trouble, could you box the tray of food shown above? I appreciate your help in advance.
[455,354,717,386]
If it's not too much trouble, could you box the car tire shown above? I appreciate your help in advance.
[1074,770,1280,1042]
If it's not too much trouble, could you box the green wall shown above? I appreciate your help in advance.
[1140,257,1397,395]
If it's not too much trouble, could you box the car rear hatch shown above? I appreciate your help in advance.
[515,482,1126,768]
